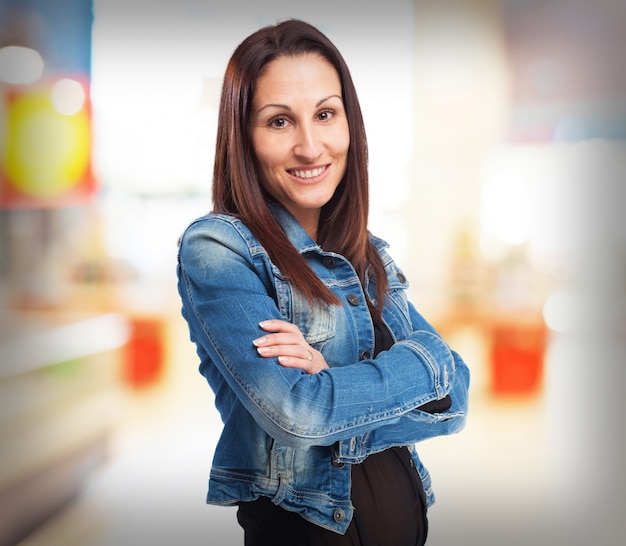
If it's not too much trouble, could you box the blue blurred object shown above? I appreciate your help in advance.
[0,0,92,75]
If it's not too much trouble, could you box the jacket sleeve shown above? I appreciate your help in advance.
[335,352,469,461]
[332,301,470,462]
[178,218,463,450]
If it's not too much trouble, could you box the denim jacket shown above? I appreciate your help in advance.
[177,204,470,534]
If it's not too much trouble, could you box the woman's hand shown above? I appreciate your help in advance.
[253,319,328,374]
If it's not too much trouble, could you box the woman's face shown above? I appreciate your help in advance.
[250,53,350,239]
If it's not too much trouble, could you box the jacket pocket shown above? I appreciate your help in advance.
[273,270,337,345]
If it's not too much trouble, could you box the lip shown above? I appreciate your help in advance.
[287,164,330,183]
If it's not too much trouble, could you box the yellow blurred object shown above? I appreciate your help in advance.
[1,81,94,207]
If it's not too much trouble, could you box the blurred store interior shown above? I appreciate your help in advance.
[0,0,624,545]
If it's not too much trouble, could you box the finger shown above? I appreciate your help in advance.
[277,356,317,374]
[277,355,306,368]
[278,347,314,364]
[258,320,300,334]
[278,351,328,374]
[255,344,311,360]
[253,332,302,348]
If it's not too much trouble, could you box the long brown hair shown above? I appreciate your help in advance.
[212,19,388,313]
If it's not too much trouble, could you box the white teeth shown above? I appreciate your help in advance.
[292,167,325,179]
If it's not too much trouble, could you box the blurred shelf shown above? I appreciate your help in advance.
[0,311,130,546]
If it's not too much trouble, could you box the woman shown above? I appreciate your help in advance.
[177,19,470,545]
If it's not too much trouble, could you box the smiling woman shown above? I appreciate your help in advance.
[177,19,469,545]
[250,53,350,240]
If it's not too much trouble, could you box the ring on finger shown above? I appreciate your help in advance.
[307,349,313,361]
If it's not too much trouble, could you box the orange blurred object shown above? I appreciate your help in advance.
[123,317,164,388]
[490,322,546,395]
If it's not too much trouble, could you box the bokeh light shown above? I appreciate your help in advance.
[0,46,44,85]
[51,78,87,116]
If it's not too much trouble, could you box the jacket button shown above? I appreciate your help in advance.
[347,294,360,306]
[396,272,407,283]
[323,257,336,268]
[333,509,345,523]
[359,350,371,360]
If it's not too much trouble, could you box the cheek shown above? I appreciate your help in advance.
[251,136,269,168]
[342,135,350,156]
[253,137,287,173]
[335,137,350,166]
[334,125,350,157]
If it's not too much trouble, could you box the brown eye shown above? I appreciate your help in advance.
[269,116,289,128]
[317,109,334,122]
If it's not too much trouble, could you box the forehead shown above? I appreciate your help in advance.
[254,53,341,101]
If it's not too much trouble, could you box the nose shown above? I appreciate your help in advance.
[293,122,322,160]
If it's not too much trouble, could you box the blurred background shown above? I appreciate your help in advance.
[0,0,624,544]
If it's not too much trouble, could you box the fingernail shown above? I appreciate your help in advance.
[253,337,266,347]
[256,347,270,355]
[259,321,270,328]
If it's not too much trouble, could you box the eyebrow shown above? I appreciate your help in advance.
[256,94,343,113]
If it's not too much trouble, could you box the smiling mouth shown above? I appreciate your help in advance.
[288,166,327,180]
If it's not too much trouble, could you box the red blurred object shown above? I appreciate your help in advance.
[124,317,164,388]
[490,322,546,395]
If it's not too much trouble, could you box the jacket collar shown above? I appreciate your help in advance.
[268,202,321,255]
[267,201,390,255]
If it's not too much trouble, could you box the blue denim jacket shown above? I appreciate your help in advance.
[177,204,470,534]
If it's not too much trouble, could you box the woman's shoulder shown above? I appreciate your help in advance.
[179,212,264,255]
[182,212,250,239]
[368,232,390,252]
[368,232,405,273]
